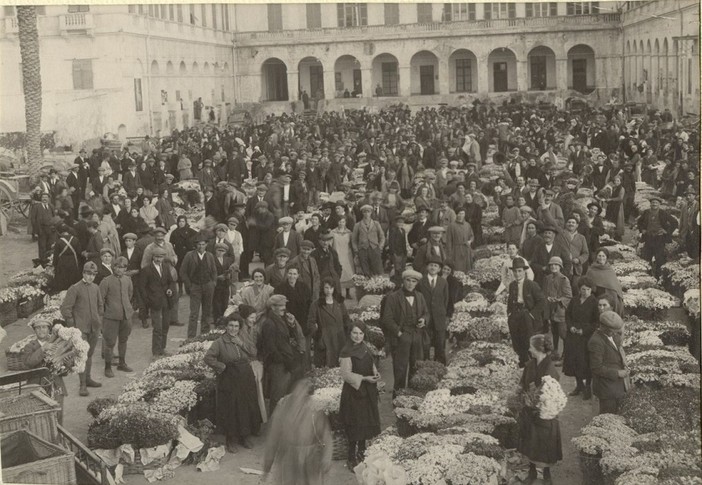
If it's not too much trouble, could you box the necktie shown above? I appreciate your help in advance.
[43,204,47,210]
[431,278,435,289]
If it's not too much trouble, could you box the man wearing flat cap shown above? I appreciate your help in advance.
[99,256,134,377]
[530,224,572,286]
[266,248,291,289]
[140,246,178,357]
[382,269,429,394]
[312,231,343,301]
[263,173,290,219]
[542,256,572,362]
[588,310,630,414]
[352,204,385,276]
[95,247,115,286]
[536,189,565,231]
[507,257,546,367]
[180,233,218,338]
[636,197,677,278]
[259,294,305,414]
[413,226,447,273]
[274,216,304,258]
[141,226,178,269]
[207,223,235,259]
[212,243,236,322]
[417,256,449,364]
[408,206,432,257]
[289,240,321,301]
[61,261,104,396]
[31,191,55,265]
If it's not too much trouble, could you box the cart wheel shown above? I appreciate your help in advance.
[17,199,32,218]
[0,186,14,218]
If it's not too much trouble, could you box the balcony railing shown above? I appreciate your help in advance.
[59,12,94,34]
[234,13,620,44]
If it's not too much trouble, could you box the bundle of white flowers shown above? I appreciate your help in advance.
[612,259,652,276]
[683,288,700,317]
[452,271,480,288]
[623,288,680,310]
[176,340,214,355]
[150,379,199,415]
[310,387,343,414]
[536,376,568,420]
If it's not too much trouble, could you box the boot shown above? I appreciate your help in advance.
[583,386,592,400]
[79,374,89,397]
[142,319,149,329]
[543,467,553,484]
[104,363,114,378]
[528,463,537,481]
[240,437,254,449]
[86,375,102,388]
[117,360,134,372]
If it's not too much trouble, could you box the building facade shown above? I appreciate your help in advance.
[0,2,699,146]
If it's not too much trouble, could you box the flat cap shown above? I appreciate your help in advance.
[300,240,315,249]
[320,231,334,241]
[267,294,288,306]
[227,216,240,225]
[548,256,563,267]
[599,310,624,331]
[153,227,167,235]
[426,255,443,266]
[428,226,446,233]
[215,243,228,251]
[100,247,114,256]
[274,247,291,257]
[279,216,294,225]
[151,247,167,257]
[360,204,373,212]
[113,256,128,267]
[215,223,228,232]
[402,269,423,281]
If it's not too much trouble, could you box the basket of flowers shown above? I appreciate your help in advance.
[5,334,38,371]
[0,287,19,327]
[16,285,46,318]
[41,324,91,376]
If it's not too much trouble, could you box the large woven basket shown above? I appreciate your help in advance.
[17,295,44,318]
[0,300,18,327]
[0,390,61,444]
[5,350,24,371]
[1,429,76,485]
[122,447,171,475]
[331,430,348,461]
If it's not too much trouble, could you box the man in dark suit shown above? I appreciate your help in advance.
[66,165,82,218]
[312,232,342,301]
[417,256,449,364]
[588,311,630,414]
[139,247,177,357]
[408,206,432,257]
[95,248,114,286]
[370,193,390,234]
[207,224,235,259]
[273,216,304,258]
[413,226,447,272]
[212,243,235,322]
[507,257,545,367]
[31,192,55,265]
[636,197,678,278]
[530,225,572,286]
[91,166,108,197]
[180,234,218,338]
[122,161,141,198]
[274,264,312,369]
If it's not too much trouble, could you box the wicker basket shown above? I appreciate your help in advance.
[17,295,44,318]
[0,300,18,327]
[1,429,76,485]
[5,350,25,371]
[331,430,348,461]
[0,390,61,444]
[122,447,171,475]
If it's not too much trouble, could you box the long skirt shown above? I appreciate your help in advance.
[562,333,591,379]
[216,361,262,441]
[340,381,380,441]
[518,407,562,466]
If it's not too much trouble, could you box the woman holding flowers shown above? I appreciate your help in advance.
[339,322,381,471]
[518,334,562,485]
[563,277,598,400]
[204,318,262,453]
[584,248,624,316]
[21,320,67,424]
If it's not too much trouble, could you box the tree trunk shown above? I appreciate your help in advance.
[17,6,43,178]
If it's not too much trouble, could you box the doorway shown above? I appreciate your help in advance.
[420,65,435,95]
[494,62,508,92]
[310,65,324,99]
[572,59,587,93]
[353,69,362,94]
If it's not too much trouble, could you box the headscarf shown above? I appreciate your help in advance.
[585,261,624,299]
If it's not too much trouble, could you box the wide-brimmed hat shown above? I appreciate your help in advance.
[511,257,528,270]
[402,269,422,281]
[548,256,563,268]
[587,202,602,214]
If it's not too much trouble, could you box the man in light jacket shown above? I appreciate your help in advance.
[352,205,385,276]
[180,234,218,338]
[99,256,134,378]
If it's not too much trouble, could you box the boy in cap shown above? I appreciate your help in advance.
[213,243,236,322]
[265,248,291,289]
[141,226,178,268]
[542,256,573,362]
[351,204,385,276]
[381,269,429,394]
[274,216,304,258]
[289,240,321,301]
[207,223,235,259]
[180,233,218,338]
[83,220,104,264]
[95,247,114,285]
[99,256,135,377]
[61,261,104,396]
[387,214,408,287]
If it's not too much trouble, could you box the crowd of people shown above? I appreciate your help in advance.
[17,99,700,477]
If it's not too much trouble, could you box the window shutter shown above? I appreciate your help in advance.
[508,3,516,18]
[337,4,344,27]
[443,3,452,21]
[83,60,93,89]
[177,5,183,22]
[550,2,557,16]
[468,3,475,19]
[525,3,532,17]
[592,2,600,13]
[360,3,368,25]
[567,2,574,15]
[484,3,491,19]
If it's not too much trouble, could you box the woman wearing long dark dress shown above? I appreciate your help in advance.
[601,175,625,240]
[445,207,474,272]
[464,193,483,247]
[309,278,351,368]
[339,322,381,471]
[521,220,544,266]
[518,334,562,485]
[155,188,177,230]
[204,318,262,453]
[563,277,598,400]
[584,248,625,316]
[122,207,146,236]
[52,224,83,292]
[169,215,197,293]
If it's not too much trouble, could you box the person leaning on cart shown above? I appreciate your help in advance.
[20,319,67,424]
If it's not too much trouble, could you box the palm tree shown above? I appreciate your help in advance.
[17,6,43,178]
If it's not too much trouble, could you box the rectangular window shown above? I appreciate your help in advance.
[138,5,144,15]
[567,2,595,15]
[335,72,343,91]
[201,4,207,26]
[485,3,515,19]
[3,6,15,16]
[36,6,46,15]
[134,78,143,111]
[455,59,472,92]
[688,58,692,94]
[268,3,282,31]
[526,2,557,17]
[72,59,93,90]
[443,3,475,21]
[382,62,398,95]
[168,4,174,20]
[189,4,195,24]
[417,3,433,22]
[160,5,167,19]
[384,3,399,25]
[128,5,136,14]
[212,4,217,29]
[306,4,321,28]
[177,5,183,22]
[337,4,368,27]
[67,5,89,13]
[223,5,229,30]
[148,4,154,17]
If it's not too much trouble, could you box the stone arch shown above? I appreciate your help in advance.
[166,61,174,76]
[487,47,517,92]
[192,61,200,75]
[371,53,400,96]
[448,49,477,93]
[410,50,439,95]
[179,61,187,75]
[298,57,325,99]
[567,44,595,94]
[527,45,556,90]
[334,55,362,97]
[261,57,288,101]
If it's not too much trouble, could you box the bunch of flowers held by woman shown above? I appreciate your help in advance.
[522,375,568,420]
[42,324,91,375]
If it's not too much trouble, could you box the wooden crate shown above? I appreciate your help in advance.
[0,390,60,444]
[5,350,25,371]
[1,429,76,485]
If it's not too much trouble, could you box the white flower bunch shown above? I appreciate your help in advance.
[418,388,503,417]
[452,271,480,288]
[0,287,20,304]
[14,284,46,299]
[618,274,658,291]
[150,380,199,415]
[44,291,67,310]
[624,317,690,335]
[366,434,405,461]
[143,350,213,378]
[613,468,660,485]
[353,274,396,293]
[613,259,652,276]
[572,415,638,455]
[310,387,342,414]
[622,330,664,349]
[443,452,502,485]
[683,289,700,317]
[457,293,491,312]
[403,445,463,484]
[355,451,408,485]
[176,341,213,355]
[27,308,63,328]
[662,259,700,292]
[537,376,567,420]
[8,334,37,353]
[623,288,680,310]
